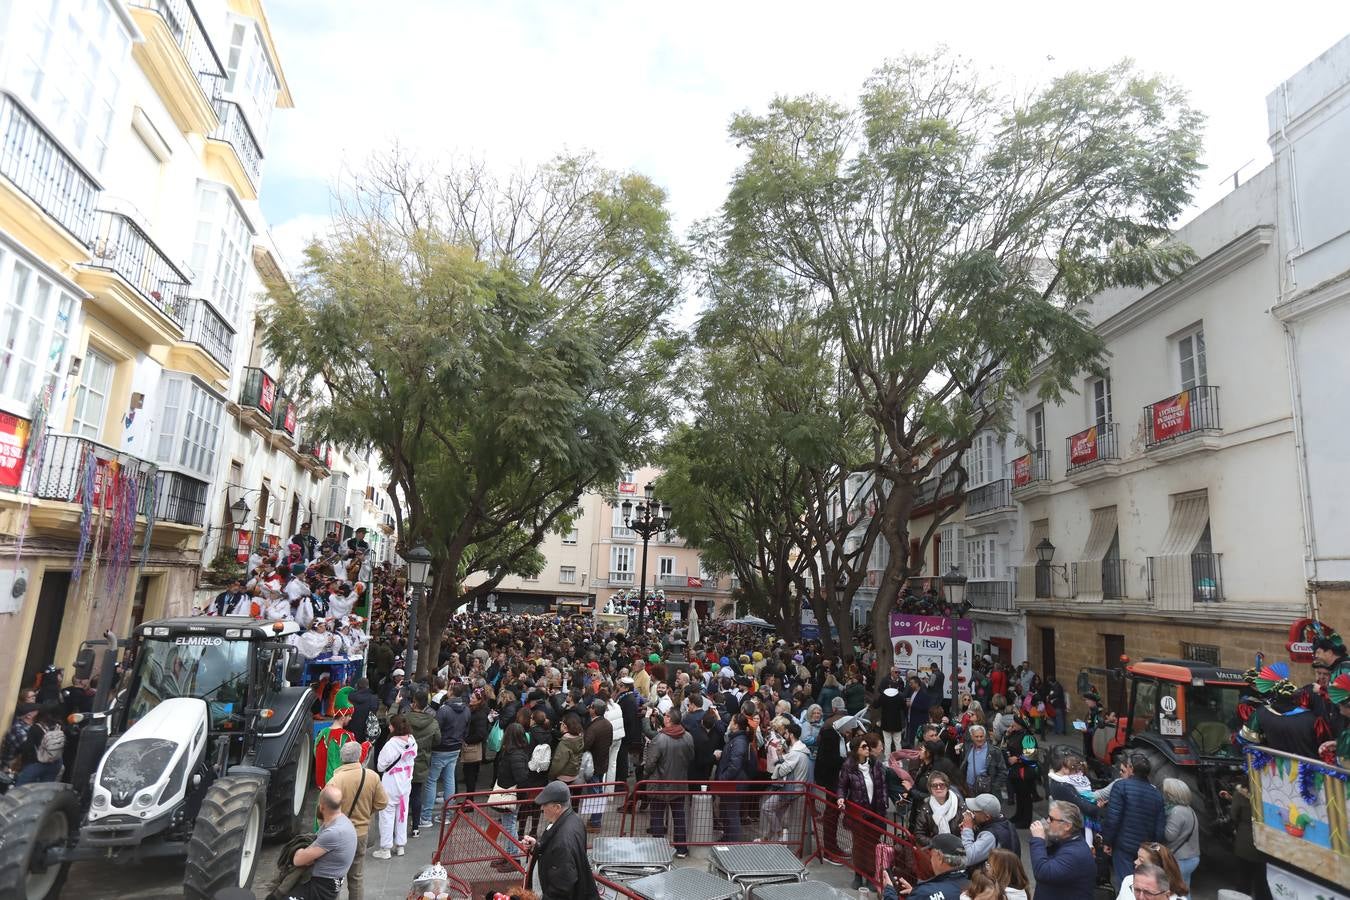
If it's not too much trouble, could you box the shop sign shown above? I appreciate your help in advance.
[0,412,30,490]
[1151,390,1191,442]
[1069,426,1099,465]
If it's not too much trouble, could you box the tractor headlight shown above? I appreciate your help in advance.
[92,793,108,808]
[225,628,242,638]
[135,792,155,808]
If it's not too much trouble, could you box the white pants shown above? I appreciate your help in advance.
[379,787,410,849]
[882,731,905,755]
[606,738,622,784]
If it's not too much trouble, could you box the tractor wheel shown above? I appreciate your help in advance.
[267,729,312,839]
[0,783,79,900]
[183,773,267,900]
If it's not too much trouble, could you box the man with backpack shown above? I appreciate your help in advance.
[16,705,65,785]
[325,742,388,900]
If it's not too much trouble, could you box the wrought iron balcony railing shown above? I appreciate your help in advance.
[1145,385,1221,448]
[210,96,263,186]
[0,92,100,244]
[182,297,234,370]
[1066,422,1121,474]
[88,209,190,325]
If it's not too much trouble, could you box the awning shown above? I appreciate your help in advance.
[1159,493,1210,555]
[1024,520,1049,564]
[1081,507,1118,561]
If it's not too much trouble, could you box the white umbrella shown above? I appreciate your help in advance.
[687,602,700,646]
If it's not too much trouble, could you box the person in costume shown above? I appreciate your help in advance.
[1238,662,1329,759]
[1320,674,1350,767]
[315,706,369,788]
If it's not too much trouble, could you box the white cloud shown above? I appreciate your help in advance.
[265,0,1350,243]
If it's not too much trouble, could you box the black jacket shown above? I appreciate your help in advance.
[495,747,531,790]
[348,688,382,743]
[617,691,643,747]
[534,808,599,900]
[435,698,470,751]
[465,705,490,746]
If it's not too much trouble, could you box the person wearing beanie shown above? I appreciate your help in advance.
[520,781,597,900]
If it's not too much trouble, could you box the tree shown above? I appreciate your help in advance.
[264,151,684,676]
[721,54,1204,671]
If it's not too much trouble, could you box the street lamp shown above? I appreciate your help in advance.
[942,565,968,706]
[1035,537,1069,583]
[404,540,432,676]
[228,497,251,527]
[618,482,673,634]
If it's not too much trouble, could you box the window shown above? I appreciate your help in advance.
[559,566,577,584]
[156,375,224,477]
[964,534,998,580]
[659,557,675,577]
[70,348,113,439]
[1182,643,1221,666]
[610,545,634,574]
[1027,407,1045,452]
[223,19,278,142]
[1091,374,1112,426]
[1178,328,1207,391]
[562,527,578,544]
[190,183,252,320]
[938,524,964,575]
[0,254,75,410]
[963,431,998,486]
[523,572,539,582]
[17,0,130,171]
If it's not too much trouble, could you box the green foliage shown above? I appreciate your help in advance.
[263,151,685,673]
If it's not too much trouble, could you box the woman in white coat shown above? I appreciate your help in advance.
[373,714,419,858]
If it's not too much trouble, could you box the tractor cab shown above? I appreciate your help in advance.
[1118,659,1248,765]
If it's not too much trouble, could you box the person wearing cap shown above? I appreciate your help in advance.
[325,740,389,900]
[1322,674,1350,767]
[959,793,1020,867]
[877,681,907,756]
[1314,633,1350,680]
[520,780,598,900]
[893,832,967,900]
[315,707,368,789]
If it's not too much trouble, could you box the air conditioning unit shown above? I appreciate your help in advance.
[0,567,29,616]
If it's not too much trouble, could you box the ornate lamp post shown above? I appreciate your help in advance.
[404,540,432,676]
[942,565,968,706]
[619,483,673,634]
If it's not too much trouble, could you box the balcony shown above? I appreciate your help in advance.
[1144,385,1222,460]
[165,297,234,386]
[965,479,1013,518]
[1147,552,1224,611]
[611,525,635,540]
[299,442,332,476]
[968,580,1015,611]
[18,433,157,531]
[658,573,720,590]
[127,0,225,135]
[272,391,297,439]
[156,470,208,526]
[1065,422,1121,484]
[80,209,190,346]
[608,570,635,586]
[913,474,960,514]
[1071,558,1127,601]
[205,95,263,199]
[1010,449,1051,499]
[0,92,100,264]
[237,366,279,434]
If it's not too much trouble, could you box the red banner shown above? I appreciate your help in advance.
[1151,391,1192,442]
[259,373,276,413]
[235,530,252,563]
[1069,426,1099,466]
[0,412,30,490]
[283,403,297,434]
[1012,454,1032,487]
[686,576,703,588]
[618,481,636,494]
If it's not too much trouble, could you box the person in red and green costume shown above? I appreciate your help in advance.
[1325,674,1350,768]
[315,706,368,789]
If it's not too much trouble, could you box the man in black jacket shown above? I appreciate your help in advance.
[616,677,643,783]
[347,678,381,744]
[523,781,598,900]
[290,522,318,563]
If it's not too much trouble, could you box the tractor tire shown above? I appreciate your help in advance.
[266,729,312,839]
[183,773,267,900]
[0,783,79,900]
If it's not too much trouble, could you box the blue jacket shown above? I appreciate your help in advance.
[1101,776,1167,878]
[1029,835,1096,900]
[885,869,966,900]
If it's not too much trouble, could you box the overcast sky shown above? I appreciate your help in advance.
[261,1,1350,282]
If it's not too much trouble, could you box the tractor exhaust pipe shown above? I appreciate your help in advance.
[92,630,119,713]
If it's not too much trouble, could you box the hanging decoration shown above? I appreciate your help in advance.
[100,464,139,609]
[70,448,99,586]
[7,379,55,575]
[138,470,160,570]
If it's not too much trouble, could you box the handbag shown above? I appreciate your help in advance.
[487,780,518,809]
[462,742,484,765]
[486,722,504,753]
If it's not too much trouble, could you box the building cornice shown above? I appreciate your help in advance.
[1095,226,1275,342]
[1271,270,1350,323]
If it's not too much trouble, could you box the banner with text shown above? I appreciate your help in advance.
[1151,390,1191,442]
[1012,454,1032,487]
[1069,426,1099,466]
[890,613,973,699]
[0,412,31,490]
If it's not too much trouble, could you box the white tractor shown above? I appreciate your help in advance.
[0,617,316,899]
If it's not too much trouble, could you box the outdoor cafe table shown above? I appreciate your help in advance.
[590,836,676,878]
[626,867,742,900]
[749,881,854,900]
[709,844,807,888]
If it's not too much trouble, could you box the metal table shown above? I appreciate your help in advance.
[749,882,852,900]
[708,844,807,888]
[626,867,742,900]
[590,836,676,878]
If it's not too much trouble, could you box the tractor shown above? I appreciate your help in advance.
[0,616,315,899]
[1082,657,1249,842]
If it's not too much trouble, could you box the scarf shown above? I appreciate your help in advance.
[928,790,959,834]
[661,723,686,739]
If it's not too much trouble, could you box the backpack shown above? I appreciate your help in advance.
[579,750,595,780]
[528,742,552,773]
[366,710,382,743]
[36,725,65,764]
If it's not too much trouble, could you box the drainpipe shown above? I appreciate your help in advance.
[1281,319,1319,619]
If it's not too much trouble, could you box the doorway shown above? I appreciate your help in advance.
[24,572,71,687]
[1104,633,1127,715]
[128,575,164,632]
[1040,627,1057,680]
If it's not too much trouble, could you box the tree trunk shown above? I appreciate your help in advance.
[806,590,837,657]
[870,482,915,675]
[417,573,454,682]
